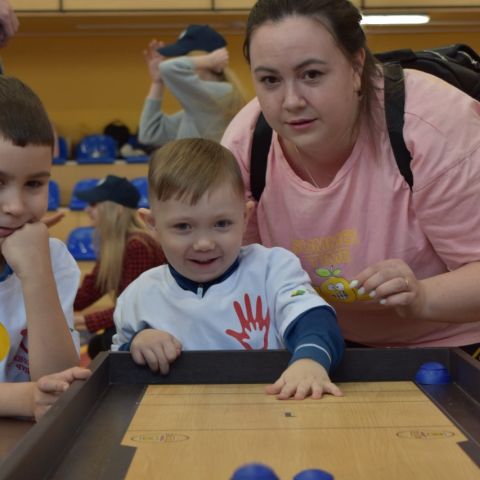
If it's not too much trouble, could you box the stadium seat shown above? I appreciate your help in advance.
[69,178,99,210]
[67,226,96,261]
[131,177,150,208]
[75,135,117,164]
[48,180,60,211]
[53,136,69,165]
[131,176,149,208]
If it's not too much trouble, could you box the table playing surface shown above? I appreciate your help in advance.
[1,349,479,480]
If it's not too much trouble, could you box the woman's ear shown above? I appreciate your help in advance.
[353,48,366,93]
[138,207,155,230]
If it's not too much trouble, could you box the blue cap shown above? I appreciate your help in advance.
[231,463,279,480]
[414,362,451,385]
[75,175,140,209]
[158,25,227,57]
[293,469,335,480]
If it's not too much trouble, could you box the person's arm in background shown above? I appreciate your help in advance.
[0,368,91,421]
[160,49,232,113]
[0,0,18,47]
[138,39,183,146]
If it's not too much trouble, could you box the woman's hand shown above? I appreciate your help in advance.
[351,258,426,318]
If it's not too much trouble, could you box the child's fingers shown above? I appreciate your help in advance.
[71,367,91,380]
[162,340,180,362]
[131,347,147,366]
[152,347,171,375]
[141,348,160,372]
[323,382,343,397]
[293,380,314,400]
[36,378,69,394]
[265,377,284,395]
[276,383,298,400]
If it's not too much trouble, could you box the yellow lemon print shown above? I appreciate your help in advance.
[0,322,10,362]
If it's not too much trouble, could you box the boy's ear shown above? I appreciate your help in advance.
[244,200,255,226]
[138,208,155,230]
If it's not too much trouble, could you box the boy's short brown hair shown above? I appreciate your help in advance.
[148,138,245,204]
[0,76,54,148]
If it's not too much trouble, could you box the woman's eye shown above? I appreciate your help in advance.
[259,75,279,86]
[303,70,323,81]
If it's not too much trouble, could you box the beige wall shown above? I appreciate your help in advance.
[1,14,480,146]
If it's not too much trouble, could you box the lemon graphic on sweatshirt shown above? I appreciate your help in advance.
[0,322,9,361]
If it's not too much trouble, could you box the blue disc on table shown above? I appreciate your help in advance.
[293,469,335,480]
[231,463,279,480]
[414,361,451,385]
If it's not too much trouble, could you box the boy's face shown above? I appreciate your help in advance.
[0,140,51,249]
[144,183,253,283]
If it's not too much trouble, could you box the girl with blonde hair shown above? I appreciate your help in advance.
[74,175,165,359]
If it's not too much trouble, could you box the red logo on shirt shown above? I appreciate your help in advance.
[226,294,270,350]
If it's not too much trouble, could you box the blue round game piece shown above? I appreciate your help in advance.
[293,469,335,480]
[231,463,279,480]
[414,361,451,385]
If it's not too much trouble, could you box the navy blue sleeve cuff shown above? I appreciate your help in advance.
[118,329,144,352]
[284,306,345,372]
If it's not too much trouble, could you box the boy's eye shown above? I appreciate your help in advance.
[173,223,191,231]
[26,180,45,189]
[216,219,232,229]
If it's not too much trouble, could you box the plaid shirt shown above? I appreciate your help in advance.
[74,233,165,333]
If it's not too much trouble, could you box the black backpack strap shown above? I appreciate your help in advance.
[383,63,414,189]
[250,112,273,202]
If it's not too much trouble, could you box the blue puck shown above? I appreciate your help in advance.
[231,463,279,480]
[293,469,335,480]
[414,361,451,385]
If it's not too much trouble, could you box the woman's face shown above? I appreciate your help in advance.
[249,16,364,154]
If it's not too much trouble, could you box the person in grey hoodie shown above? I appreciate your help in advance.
[138,25,246,146]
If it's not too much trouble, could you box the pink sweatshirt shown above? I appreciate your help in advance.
[222,69,480,348]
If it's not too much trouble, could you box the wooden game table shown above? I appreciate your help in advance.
[1,348,479,479]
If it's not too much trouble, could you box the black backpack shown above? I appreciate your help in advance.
[250,43,480,200]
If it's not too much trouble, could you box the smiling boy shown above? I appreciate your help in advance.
[112,138,344,400]
[0,76,89,420]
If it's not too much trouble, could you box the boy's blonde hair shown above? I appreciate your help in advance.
[148,138,245,205]
[94,201,149,299]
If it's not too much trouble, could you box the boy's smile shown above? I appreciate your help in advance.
[0,140,51,249]
[145,184,252,283]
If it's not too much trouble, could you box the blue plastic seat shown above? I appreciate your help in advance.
[69,178,99,210]
[53,136,69,165]
[75,135,117,164]
[67,226,96,261]
[48,180,60,211]
[131,177,149,208]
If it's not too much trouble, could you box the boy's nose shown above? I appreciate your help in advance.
[193,235,215,251]
[2,190,25,216]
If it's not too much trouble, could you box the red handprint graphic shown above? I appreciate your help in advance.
[226,294,270,350]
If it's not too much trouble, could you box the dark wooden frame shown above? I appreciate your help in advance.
[1,348,479,479]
